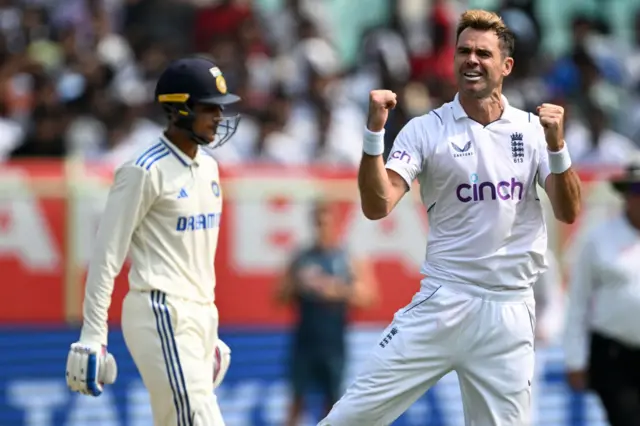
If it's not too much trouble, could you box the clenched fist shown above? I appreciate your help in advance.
[537,103,565,151]
[367,90,397,132]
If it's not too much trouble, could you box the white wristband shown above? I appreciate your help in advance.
[363,127,385,156]
[547,143,572,174]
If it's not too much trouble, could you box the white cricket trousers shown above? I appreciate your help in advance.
[122,289,224,426]
[319,279,536,426]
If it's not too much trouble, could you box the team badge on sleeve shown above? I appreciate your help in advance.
[212,181,220,197]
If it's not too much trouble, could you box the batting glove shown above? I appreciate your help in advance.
[66,341,118,396]
[213,339,231,388]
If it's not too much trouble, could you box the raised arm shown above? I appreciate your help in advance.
[358,157,409,220]
[359,90,426,220]
[537,103,582,224]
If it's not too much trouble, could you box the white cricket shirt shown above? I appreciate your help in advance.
[80,135,223,345]
[385,93,551,292]
[564,214,640,370]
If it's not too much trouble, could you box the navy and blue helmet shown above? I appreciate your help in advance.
[155,56,240,148]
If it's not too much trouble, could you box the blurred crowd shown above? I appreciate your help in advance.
[1,0,640,168]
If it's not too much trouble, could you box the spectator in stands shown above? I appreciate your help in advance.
[499,0,549,112]
[545,15,597,99]
[11,105,66,158]
[276,200,378,426]
[409,0,456,89]
[0,0,636,171]
[564,161,640,426]
[193,0,252,52]
[261,0,333,56]
[564,102,637,166]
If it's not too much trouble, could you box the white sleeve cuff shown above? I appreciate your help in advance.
[537,169,550,188]
[564,354,588,371]
[563,334,589,370]
[80,324,108,346]
[385,163,413,190]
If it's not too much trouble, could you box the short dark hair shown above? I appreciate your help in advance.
[456,10,515,57]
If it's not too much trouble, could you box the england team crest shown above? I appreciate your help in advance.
[212,181,220,197]
[510,132,524,163]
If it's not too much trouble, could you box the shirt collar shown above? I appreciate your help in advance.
[450,92,516,123]
[159,135,201,167]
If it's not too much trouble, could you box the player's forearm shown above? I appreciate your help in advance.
[546,168,581,224]
[360,90,404,220]
[80,236,136,345]
[80,270,115,346]
[79,234,128,345]
[80,246,124,345]
[358,154,394,220]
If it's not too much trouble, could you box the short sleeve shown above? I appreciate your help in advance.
[538,146,551,187]
[532,116,550,187]
[385,116,429,188]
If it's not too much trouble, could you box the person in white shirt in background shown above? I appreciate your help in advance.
[64,56,238,426]
[564,161,640,426]
[564,102,637,167]
[535,250,565,349]
[532,249,565,425]
[319,9,582,426]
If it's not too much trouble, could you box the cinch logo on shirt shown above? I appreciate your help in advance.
[456,174,524,203]
[389,150,411,163]
[176,213,221,231]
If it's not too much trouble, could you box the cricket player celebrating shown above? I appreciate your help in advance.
[65,57,238,425]
[319,10,582,426]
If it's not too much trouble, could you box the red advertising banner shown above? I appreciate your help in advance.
[0,161,67,322]
[0,160,624,326]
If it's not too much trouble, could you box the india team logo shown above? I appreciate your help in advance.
[209,66,227,94]
[211,181,220,197]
